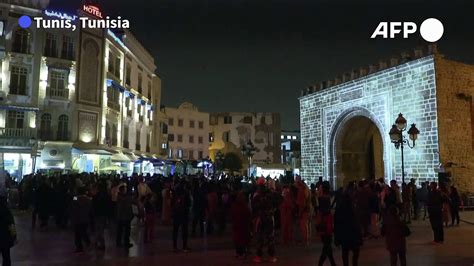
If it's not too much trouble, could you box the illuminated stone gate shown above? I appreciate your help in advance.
[299,47,445,188]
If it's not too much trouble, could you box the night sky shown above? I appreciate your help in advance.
[49,0,474,129]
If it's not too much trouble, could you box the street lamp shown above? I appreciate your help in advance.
[389,113,420,184]
[241,140,256,177]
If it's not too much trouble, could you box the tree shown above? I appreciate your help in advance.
[223,152,243,173]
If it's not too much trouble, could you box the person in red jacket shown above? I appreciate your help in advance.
[231,192,252,258]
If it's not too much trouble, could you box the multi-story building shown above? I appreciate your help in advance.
[209,112,281,172]
[162,102,210,161]
[0,1,162,178]
[281,130,301,175]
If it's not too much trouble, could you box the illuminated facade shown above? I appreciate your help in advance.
[299,46,474,192]
[162,102,210,161]
[0,1,162,177]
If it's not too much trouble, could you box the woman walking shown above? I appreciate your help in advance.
[382,206,407,266]
[449,186,460,226]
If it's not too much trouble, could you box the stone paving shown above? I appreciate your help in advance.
[8,211,474,266]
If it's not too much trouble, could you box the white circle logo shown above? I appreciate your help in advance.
[419,18,444,42]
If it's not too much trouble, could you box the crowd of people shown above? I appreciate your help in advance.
[0,171,464,266]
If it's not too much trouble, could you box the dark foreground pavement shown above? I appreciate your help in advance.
[9,211,474,266]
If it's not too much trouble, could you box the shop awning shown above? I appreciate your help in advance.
[0,105,39,112]
[106,79,125,92]
[72,143,117,156]
[124,152,139,162]
[111,152,131,162]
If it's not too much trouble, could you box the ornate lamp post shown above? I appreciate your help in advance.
[389,113,420,184]
[241,140,256,177]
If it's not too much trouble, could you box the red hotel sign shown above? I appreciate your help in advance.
[83,5,103,19]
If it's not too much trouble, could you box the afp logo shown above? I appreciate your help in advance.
[371,18,444,42]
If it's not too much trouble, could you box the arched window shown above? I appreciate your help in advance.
[12,28,30,54]
[40,113,52,140]
[57,115,69,141]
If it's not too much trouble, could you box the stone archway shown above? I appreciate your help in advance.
[328,108,386,189]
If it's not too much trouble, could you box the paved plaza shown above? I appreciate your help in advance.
[7,211,474,266]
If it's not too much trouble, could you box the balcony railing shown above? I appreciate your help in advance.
[107,101,120,111]
[135,143,141,151]
[48,87,69,99]
[0,128,36,138]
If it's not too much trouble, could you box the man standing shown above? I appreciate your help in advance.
[116,185,134,248]
[427,182,444,244]
[70,187,92,253]
[295,175,312,246]
[171,181,191,252]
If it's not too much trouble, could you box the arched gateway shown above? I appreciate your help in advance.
[297,49,456,187]
[328,108,386,188]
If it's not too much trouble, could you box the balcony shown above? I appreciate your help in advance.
[135,143,141,151]
[0,128,36,138]
[107,101,120,111]
[48,87,69,100]
[123,140,129,149]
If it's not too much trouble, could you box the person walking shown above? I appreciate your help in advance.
[144,194,157,243]
[116,185,134,248]
[280,185,295,245]
[171,181,191,252]
[231,192,252,258]
[334,189,362,266]
[252,177,278,263]
[417,182,429,220]
[295,175,312,246]
[0,196,16,266]
[161,181,172,226]
[449,186,460,226]
[427,182,444,244]
[92,181,111,250]
[191,179,206,237]
[382,206,407,266]
[317,182,336,266]
[70,187,92,253]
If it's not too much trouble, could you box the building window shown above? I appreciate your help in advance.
[287,136,291,140]
[57,115,69,140]
[147,81,152,100]
[107,87,120,110]
[138,73,143,94]
[49,69,68,98]
[177,149,183,158]
[161,142,167,149]
[61,36,75,60]
[125,64,132,87]
[6,111,24,128]
[44,33,58,57]
[223,131,230,142]
[198,151,203,159]
[108,51,121,78]
[189,135,194,143]
[161,123,168,134]
[177,134,183,142]
[198,121,204,129]
[9,66,28,95]
[168,149,173,158]
[209,132,214,142]
[168,118,174,126]
[40,113,52,140]
[189,120,195,128]
[261,116,266,124]
[178,119,183,127]
[136,129,141,150]
[198,136,203,144]
[224,116,232,124]
[292,136,297,140]
[188,150,194,160]
[123,126,129,148]
[243,116,252,124]
[210,115,217,125]
[12,28,30,54]
[281,135,284,140]
[168,134,174,142]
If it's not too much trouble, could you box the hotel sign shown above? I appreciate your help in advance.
[82,5,104,19]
